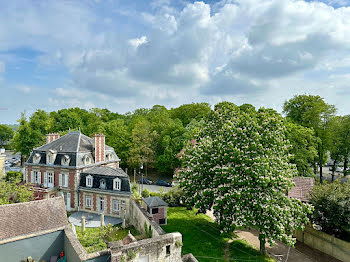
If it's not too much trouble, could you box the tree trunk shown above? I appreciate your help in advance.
[313,161,317,175]
[331,160,337,182]
[319,162,323,184]
[259,234,266,255]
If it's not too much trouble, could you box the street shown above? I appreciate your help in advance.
[316,167,348,183]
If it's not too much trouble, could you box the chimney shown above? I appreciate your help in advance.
[93,134,105,163]
[46,133,60,144]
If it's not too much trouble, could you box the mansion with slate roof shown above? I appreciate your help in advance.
[24,131,131,218]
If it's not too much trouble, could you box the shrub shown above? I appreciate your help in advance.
[310,181,350,241]
[5,171,23,182]
[141,188,150,198]
[162,187,184,207]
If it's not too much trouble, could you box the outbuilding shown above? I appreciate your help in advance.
[143,196,168,225]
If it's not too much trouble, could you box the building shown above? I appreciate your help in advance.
[79,166,131,218]
[24,131,127,214]
[288,177,315,202]
[142,196,168,225]
[0,148,5,178]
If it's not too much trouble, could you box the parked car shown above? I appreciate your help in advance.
[156,180,172,187]
[137,178,153,185]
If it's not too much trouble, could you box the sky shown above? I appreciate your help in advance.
[1,0,350,124]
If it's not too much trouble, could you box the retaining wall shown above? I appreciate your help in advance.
[295,225,350,262]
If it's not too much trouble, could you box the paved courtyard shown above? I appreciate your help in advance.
[69,211,122,228]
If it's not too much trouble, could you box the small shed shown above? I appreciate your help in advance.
[143,196,168,225]
[288,177,315,202]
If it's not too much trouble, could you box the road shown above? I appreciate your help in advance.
[137,183,172,193]
[315,167,348,183]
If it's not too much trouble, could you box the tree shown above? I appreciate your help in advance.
[170,103,211,126]
[0,178,34,204]
[177,102,312,254]
[128,119,157,172]
[310,181,350,241]
[12,114,44,163]
[0,124,14,148]
[328,117,343,181]
[285,121,317,177]
[283,95,336,183]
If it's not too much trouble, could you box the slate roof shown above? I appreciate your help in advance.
[143,196,168,207]
[288,177,315,202]
[0,197,68,241]
[35,131,113,153]
[83,166,128,177]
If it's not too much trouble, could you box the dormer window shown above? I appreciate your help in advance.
[100,179,106,189]
[33,153,41,164]
[61,155,70,166]
[83,155,92,166]
[86,175,93,188]
[113,177,121,191]
[46,150,57,165]
[106,153,113,161]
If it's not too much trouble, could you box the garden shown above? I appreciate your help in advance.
[75,224,141,253]
[162,207,274,262]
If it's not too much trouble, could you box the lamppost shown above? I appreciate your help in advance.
[138,163,144,196]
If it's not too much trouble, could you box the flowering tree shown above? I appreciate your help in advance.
[177,102,313,254]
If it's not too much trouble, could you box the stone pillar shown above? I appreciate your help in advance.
[100,213,105,227]
[81,216,86,234]
[122,209,126,228]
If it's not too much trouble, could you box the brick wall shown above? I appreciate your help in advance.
[27,166,32,182]
[152,207,165,224]
[93,194,97,211]
[54,168,60,187]
[69,170,75,208]
[40,166,46,185]
[80,192,84,208]
[107,195,111,214]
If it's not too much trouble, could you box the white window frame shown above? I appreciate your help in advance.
[86,195,92,207]
[48,172,54,188]
[86,175,93,188]
[113,178,121,191]
[112,199,120,212]
[100,179,106,189]
[59,174,69,187]
[33,171,41,184]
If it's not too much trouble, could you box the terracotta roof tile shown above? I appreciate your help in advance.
[0,197,68,241]
[288,177,315,202]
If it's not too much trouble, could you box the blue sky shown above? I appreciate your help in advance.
[1,0,350,124]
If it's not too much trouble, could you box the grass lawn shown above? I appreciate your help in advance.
[75,225,141,253]
[162,207,274,262]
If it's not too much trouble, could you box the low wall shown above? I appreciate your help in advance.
[109,232,182,262]
[129,196,165,237]
[295,225,350,262]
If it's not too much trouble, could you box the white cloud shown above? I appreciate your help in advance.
[16,85,31,94]
[128,36,148,49]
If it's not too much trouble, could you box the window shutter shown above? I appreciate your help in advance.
[59,174,62,186]
[38,172,41,184]
[44,172,48,187]
[31,171,34,183]
[65,174,69,187]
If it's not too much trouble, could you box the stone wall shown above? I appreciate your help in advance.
[295,225,350,262]
[129,196,165,237]
[110,232,182,262]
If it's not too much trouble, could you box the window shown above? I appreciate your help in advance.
[48,172,54,187]
[61,155,70,166]
[106,153,113,161]
[86,175,93,188]
[33,153,41,164]
[47,151,56,165]
[86,195,92,207]
[100,179,106,189]
[121,200,125,205]
[152,208,159,214]
[113,199,120,212]
[113,178,121,191]
[166,245,171,256]
[34,171,41,184]
[159,218,166,225]
[59,174,69,187]
[83,155,91,165]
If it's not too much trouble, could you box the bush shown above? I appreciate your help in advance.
[131,183,140,198]
[141,188,150,198]
[162,187,184,207]
[5,171,23,182]
[310,181,350,241]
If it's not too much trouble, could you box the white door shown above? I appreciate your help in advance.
[99,197,104,213]
[139,256,149,262]
[66,193,71,211]
[48,172,54,188]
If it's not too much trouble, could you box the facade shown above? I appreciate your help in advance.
[79,166,131,219]
[24,131,123,212]
[288,177,315,202]
[142,196,168,225]
[0,148,5,178]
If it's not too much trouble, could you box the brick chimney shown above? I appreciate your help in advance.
[46,133,60,144]
[93,134,105,163]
